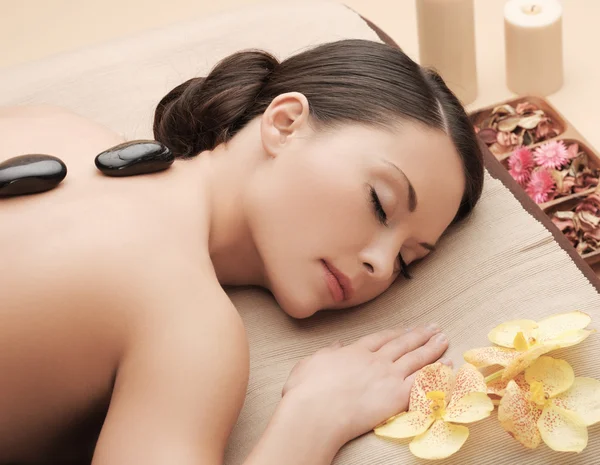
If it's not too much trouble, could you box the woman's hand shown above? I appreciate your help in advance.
[281,324,450,449]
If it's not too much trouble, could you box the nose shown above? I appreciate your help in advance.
[359,232,401,281]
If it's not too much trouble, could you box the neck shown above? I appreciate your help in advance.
[203,120,268,288]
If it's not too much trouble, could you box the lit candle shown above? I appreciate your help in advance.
[416,0,478,105]
[505,0,563,96]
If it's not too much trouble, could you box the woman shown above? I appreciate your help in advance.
[0,39,483,464]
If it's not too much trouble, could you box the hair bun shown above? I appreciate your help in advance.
[154,51,279,158]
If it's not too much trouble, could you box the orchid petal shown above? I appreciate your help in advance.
[408,362,453,416]
[549,329,594,347]
[487,319,538,348]
[551,377,600,426]
[502,332,590,381]
[536,311,591,342]
[524,356,575,399]
[538,405,588,452]
[444,364,493,423]
[498,380,543,448]
[409,420,469,460]
[487,373,528,397]
[374,411,434,439]
[443,392,494,423]
[463,346,518,368]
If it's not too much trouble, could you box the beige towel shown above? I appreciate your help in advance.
[1,2,598,463]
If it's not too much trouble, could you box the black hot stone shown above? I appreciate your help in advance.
[0,154,67,198]
[95,140,174,177]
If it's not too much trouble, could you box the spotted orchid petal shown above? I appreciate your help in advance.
[487,319,538,348]
[374,410,434,439]
[463,346,519,369]
[498,380,543,448]
[502,331,591,381]
[551,377,600,426]
[487,373,528,397]
[536,311,591,342]
[408,362,454,416]
[444,364,493,423]
[524,356,574,399]
[537,405,588,452]
[408,419,469,460]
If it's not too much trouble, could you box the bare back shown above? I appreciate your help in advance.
[0,106,248,463]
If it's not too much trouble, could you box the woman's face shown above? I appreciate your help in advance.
[244,94,466,318]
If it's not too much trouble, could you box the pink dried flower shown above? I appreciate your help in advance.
[533,140,569,169]
[508,146,534,185]
[526,169,556,204]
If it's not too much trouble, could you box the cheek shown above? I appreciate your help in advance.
[265,157,374,251]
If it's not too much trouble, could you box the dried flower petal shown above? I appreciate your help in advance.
[516,102,539,114]
[492,104,517,116]
[518,114,544,129]
[477,128,498,145]
[498,115,522,132]
[567,143,580,159]
[508,147,535,186]
[534,141,570,169]
[526,169,555,204]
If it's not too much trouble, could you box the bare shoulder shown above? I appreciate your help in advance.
[92,270,249,464]
[0,105,124,159]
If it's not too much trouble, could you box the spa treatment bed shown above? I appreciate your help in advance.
[1,1,598,463]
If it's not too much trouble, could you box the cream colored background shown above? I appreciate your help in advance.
[2,0,600,116]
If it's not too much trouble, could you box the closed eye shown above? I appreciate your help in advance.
[398,254,412,280]
[370,186,388,226]
[371,186,413,279]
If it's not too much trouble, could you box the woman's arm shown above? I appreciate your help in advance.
[244,326,448,465]
[92,279,447,464]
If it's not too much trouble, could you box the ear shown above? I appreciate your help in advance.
[260,92,310,158]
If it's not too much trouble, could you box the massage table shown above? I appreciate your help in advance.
[1,2,599,463]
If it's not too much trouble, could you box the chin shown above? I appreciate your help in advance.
[270,288,320,319]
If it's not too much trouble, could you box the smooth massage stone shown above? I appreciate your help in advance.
[95,140,174,177]
[0,154,67,197]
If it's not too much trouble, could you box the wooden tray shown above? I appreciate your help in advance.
[470,96,600,266]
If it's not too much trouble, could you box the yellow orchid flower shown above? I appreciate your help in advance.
[464,311,594,381]
[374,362,494,460]
[498,356,600,452]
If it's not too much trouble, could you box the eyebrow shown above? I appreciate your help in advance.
[383,159,417,212]
[383,159,437,252]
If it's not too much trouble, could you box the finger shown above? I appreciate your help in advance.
[395,332,449,378]
[377,324,441,361]
[388,355,453,416]
[356,326,413,352]
[438,356,453,368]
[392,371,417,414]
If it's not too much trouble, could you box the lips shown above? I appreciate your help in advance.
[321,260,354,303]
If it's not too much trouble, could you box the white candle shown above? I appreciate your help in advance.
[416,0,478,105]
[505,0,563,96]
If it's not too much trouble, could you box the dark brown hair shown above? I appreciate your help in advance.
[154,39,484,223]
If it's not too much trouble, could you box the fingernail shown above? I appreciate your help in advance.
[427,323,440,332]
[440,357,453,367]
[405,326,414,332]
[434,333,448,344]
